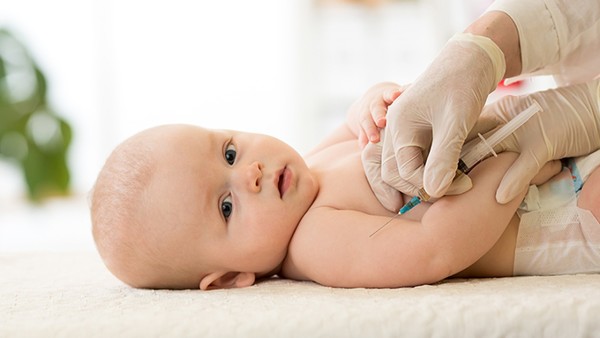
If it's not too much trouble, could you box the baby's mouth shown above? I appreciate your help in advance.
[277,166,291,198]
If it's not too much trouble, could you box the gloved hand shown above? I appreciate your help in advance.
[345,82,403,148]
[362,127,475,212]
[374,32,506,199]
[477,78,600,203]
[365,79,600,211]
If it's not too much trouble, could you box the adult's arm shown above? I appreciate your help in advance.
[486,0,600,85]
[364,0,600,208]
[465,10,521,78]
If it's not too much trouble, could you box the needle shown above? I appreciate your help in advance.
[369,188,429,237]
[368,213,401,237]
[368,101,541,238]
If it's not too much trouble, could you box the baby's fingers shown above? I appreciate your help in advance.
[358,129,369,148]
[359,115,379,143]
[383,88,402,104]
[369,100,388,129]
[360,110,382,143]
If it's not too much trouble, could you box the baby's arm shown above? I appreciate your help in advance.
[287,152,526,288]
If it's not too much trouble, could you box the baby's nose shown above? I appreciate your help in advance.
[234,161,262,193]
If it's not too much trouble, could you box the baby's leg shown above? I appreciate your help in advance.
[578,166,600,220]
[513,153,600,276]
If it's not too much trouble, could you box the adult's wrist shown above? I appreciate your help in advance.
[449,33,506,91]
[465,11,522,78]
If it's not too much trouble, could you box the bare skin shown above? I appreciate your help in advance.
[466,11,522,78]
[283,128,598,285]
[280,122,565,287]
[93,79,598,290]
[94,120,598,290]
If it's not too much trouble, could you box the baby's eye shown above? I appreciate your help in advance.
[225,143,236,165]
[221,195,233,220]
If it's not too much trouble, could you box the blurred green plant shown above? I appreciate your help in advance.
[0,29,72,201]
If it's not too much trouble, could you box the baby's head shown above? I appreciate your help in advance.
[91,124,318,289]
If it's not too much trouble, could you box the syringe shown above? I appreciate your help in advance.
[369,100,542,237]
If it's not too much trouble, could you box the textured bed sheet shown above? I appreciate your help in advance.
[1,252,599,337]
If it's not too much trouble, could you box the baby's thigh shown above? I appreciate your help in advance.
[578,166,600,221]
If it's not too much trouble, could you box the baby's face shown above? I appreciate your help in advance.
[140,125,318,288]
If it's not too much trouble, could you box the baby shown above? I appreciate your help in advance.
[91,82,600,290]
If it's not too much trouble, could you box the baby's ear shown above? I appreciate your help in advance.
[199,271,255,290]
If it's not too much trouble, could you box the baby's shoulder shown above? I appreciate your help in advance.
[282,204,360,284]
[281,202,395,284]
[280,207,334,281]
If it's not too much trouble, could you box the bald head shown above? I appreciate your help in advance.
[90,131,159,286]
[90,126,218,289]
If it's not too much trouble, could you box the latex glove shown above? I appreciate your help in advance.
[362,131,403,212]
[345,82,403,148]
[375,32,506,199]
[363,127,474,212]
[477,78,600,203]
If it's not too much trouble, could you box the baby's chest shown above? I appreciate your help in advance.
[309,143,389,215]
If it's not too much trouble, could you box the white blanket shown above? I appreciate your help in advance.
[2,252,599,337]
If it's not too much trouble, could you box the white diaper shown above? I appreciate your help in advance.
[513,150,600,276]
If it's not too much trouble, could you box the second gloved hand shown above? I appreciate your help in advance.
[479,79,600,203]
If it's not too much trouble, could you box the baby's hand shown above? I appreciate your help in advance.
[346,82,404,148]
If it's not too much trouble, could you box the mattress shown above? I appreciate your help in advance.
[2,252,599,337]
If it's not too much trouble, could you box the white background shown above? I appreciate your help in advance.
[1,0,550,251]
